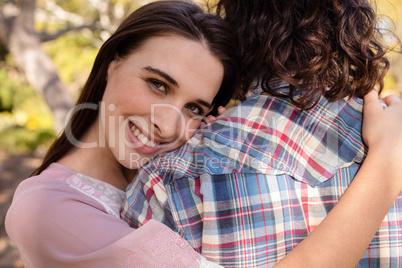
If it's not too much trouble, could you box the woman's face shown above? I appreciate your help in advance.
[101,34,224,169]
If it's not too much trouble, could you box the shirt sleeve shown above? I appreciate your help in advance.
[5,177,220,268]
[122,161,179,232]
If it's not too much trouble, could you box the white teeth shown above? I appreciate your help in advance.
[133,129,140,136]
[130,123,158,147]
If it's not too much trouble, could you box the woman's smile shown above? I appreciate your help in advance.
[128,121,158,148]
[126,123,160,155]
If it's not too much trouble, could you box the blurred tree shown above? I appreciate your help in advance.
[0,0,143,132]
[0,0,74,132]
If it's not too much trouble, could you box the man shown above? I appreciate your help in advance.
[122,0,402,266]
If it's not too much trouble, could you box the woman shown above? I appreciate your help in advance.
[5,1,238,267]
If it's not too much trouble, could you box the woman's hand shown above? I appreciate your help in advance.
[363,90,402,192]
[363,90,402,159]
[201,106,226,126]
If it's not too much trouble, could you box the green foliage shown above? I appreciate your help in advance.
[43,33,98,95]
[37,0,99,20]
[55,0,95,14]
[0,126,55,153]
[0,68,56,153]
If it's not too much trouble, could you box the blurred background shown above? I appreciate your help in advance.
[0,0,401,267]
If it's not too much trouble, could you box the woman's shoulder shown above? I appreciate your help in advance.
[7,162,125,225]
[5,164,82,223]
[5,163,110,232]
[10,163,74,201]
[5,163,127,267]
[8,162,121,213]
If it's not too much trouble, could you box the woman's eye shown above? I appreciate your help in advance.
[150,79,167,93]
[186,103,203,115]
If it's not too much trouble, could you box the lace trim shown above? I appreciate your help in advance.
[66,173,125,218]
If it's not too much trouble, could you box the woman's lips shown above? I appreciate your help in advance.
[129,122,158,147]
[126,122,160,154]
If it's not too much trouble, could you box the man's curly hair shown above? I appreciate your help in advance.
[217,0,392,109]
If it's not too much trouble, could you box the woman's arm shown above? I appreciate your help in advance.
[276,90,402,267]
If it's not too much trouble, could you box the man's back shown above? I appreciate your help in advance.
[123,79,402,267]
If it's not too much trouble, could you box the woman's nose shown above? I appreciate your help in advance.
[151,104,185,141]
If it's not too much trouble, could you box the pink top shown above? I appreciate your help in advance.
[5,163,220,268]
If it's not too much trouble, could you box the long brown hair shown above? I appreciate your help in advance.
[217,0,393,108]
[32,0,239,176]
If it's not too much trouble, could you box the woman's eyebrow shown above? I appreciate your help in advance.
[143,66,178,87]
[197,99,212,109]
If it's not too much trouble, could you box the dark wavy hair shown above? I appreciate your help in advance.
[217,0,392,108]
[32,0,239,176]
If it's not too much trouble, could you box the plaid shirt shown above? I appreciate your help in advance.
[122,79,402,267]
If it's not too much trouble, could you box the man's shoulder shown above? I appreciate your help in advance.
[221,93,364,135]
[199,93,366,186]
